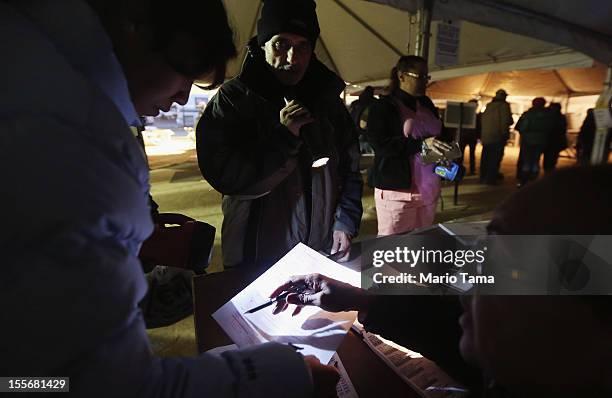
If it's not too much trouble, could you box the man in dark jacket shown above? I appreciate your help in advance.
[515,97,555,187]
[480,89,513,185]
[542,102,567,173]
[197,0,363,268]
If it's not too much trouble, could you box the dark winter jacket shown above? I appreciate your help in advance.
[547,110,568,152]
[515,107,555,147]
[366,89,440,190]
[197,39,363,268]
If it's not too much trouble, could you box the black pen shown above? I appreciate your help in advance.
[244,286,305,314]
[287,342,303,351]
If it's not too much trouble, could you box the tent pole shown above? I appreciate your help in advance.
[414,0,433,60]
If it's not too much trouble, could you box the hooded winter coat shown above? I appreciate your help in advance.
[197,39,363,268]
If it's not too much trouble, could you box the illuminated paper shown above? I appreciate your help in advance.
[212,243,360,364]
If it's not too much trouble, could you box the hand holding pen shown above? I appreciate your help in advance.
[269,273,373,316]
[244,285,306,314]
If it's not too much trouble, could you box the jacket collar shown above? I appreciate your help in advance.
[238,37,345,109]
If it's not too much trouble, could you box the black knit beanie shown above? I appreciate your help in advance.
[256,0,320,46]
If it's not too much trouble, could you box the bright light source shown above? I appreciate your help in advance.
[312,157,330,168]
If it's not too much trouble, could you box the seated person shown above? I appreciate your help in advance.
[271,165,612,397]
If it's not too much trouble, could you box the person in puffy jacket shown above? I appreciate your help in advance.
[0,1,338,396]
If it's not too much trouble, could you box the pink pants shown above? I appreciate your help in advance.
[374,189,437,236]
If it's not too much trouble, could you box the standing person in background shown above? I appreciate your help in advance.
[543,102,568,173]
[480,89,513,185]
[367,55,452,236]
[515,97,555,187]
[349,85,376,154]
[459,99,481,176]
[577,108,612,165]
[578,109,597,165]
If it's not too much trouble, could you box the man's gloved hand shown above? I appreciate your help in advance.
[303,355,340,398]
[280,99,315,137]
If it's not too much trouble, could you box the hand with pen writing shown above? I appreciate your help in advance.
[270,273,373,316]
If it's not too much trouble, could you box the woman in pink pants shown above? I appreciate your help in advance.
[366,56,449,236]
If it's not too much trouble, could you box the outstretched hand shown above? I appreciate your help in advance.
[269,273,371,316]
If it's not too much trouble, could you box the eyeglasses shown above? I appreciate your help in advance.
[272,38,312,56]
[403,71,431,82]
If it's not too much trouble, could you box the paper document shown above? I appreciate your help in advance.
[213,243,361,364]
[438,221,488,245]
[353,322,467,398]
[331,352,359,398]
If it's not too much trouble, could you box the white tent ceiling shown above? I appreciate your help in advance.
[426,62,609,101]
[222,0,410,83]
[365,0,612,65]
[219,0,609,99]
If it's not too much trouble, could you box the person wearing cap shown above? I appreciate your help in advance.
[480,89,514,185]
[0,0,338,397]
[515,97,555,187]
[197,0,363,268]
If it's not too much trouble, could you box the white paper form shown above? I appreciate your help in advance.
[212,243,361,364]
[331,353,359,398]
[352,322,467,398]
